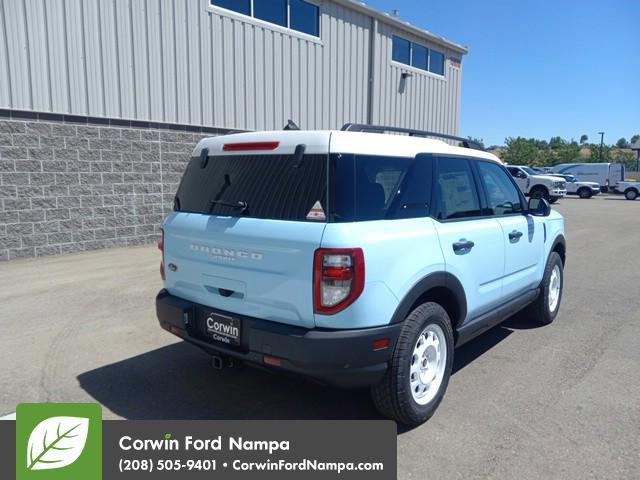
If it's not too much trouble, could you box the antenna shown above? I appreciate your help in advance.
[284,120,300,130]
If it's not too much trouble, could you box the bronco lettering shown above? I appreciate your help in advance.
[190,243,263,260]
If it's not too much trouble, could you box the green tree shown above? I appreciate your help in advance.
[536,149,557,167]
[549,136,564,149]
[579,134,588,145]
[630,134,639,145]
[614,151,637,170]
[588,144,612,163]
[533,139,549,150]
[503,137,538,165]
[466,136,485,149]
[616,138,629,148]
[556,141,580,164]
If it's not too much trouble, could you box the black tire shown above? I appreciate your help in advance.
[371,302,454,426]
[578,188,591,199]
[530,187,550,201]
[549,197,559,204]
[625,189,638,201]
[526,252,563,325]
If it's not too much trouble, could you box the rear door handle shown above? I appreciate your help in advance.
[508,230,523,241]
[452,239,475,253]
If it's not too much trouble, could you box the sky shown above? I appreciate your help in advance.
[365,0,640,147]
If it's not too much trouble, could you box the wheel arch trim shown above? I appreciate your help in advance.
[550,234,567,264]
[389,271,467,327]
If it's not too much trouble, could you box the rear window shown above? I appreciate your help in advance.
[330,154,432,222]
[174,154,327,222]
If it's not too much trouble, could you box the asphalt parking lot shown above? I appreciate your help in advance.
[1,194,639,479]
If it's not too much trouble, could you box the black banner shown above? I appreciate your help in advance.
[2,420,396,479]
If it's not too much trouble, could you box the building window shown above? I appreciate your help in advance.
[392,35,446,76]
[429,50,445,75]
[254,0,287,27]
[211,0,320,37]
[212,0,251,16]
[392,36,410,64]
[290,0,320,36]
[411,43,428,71]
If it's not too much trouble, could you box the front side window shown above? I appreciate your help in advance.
[435,157,482,220]
[477,161,524,215]
[507,167,526,179]
[211,0,320,37]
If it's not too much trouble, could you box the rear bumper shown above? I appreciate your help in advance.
[156,289,401,388]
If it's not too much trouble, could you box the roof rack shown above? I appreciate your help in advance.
[340,123,483,150]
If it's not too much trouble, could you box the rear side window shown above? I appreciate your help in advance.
[476,161,524,215]
[174,154,327,222]
[434,157,482,220]
[330,154,432,222]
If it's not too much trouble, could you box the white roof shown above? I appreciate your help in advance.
[196,130,502,164]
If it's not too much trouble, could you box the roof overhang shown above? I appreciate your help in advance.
[334,0,469,55]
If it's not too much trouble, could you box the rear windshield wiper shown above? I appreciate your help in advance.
[209,200,249,214]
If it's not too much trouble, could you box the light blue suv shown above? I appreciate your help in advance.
[156,124,566,425]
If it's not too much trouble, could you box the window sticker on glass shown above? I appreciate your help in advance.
[306,200,327,221]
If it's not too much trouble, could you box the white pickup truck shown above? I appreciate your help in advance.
[614,181,640,200]
[506,166,567,203]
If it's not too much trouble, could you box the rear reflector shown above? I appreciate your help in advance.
[169,325,184,337]
[263,355,282,366]
[372,338,390,350]
[159,228,165,281]
[223,141,279,151]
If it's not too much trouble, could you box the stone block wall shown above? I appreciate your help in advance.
[0,116,219,261]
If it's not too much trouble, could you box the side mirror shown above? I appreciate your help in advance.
[528,197,551,217]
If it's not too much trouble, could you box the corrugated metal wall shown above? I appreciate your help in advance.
[0,0,462,134]
[371,21,462,135]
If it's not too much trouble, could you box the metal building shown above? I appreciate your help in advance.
[0,0,468,261]
[0,0,467,133]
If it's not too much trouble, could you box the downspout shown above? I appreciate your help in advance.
[366,17,377,125]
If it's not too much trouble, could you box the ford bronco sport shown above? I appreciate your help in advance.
[156,124,566,426]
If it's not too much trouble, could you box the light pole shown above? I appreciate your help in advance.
[631,141,640,177]
[598,132,605,162]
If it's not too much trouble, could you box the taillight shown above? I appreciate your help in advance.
[159,228,165,280]
[313,248,365,314]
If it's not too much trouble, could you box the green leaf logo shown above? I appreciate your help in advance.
[26,416,89,471]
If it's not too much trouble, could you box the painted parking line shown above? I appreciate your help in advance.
[0,412,16,420]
